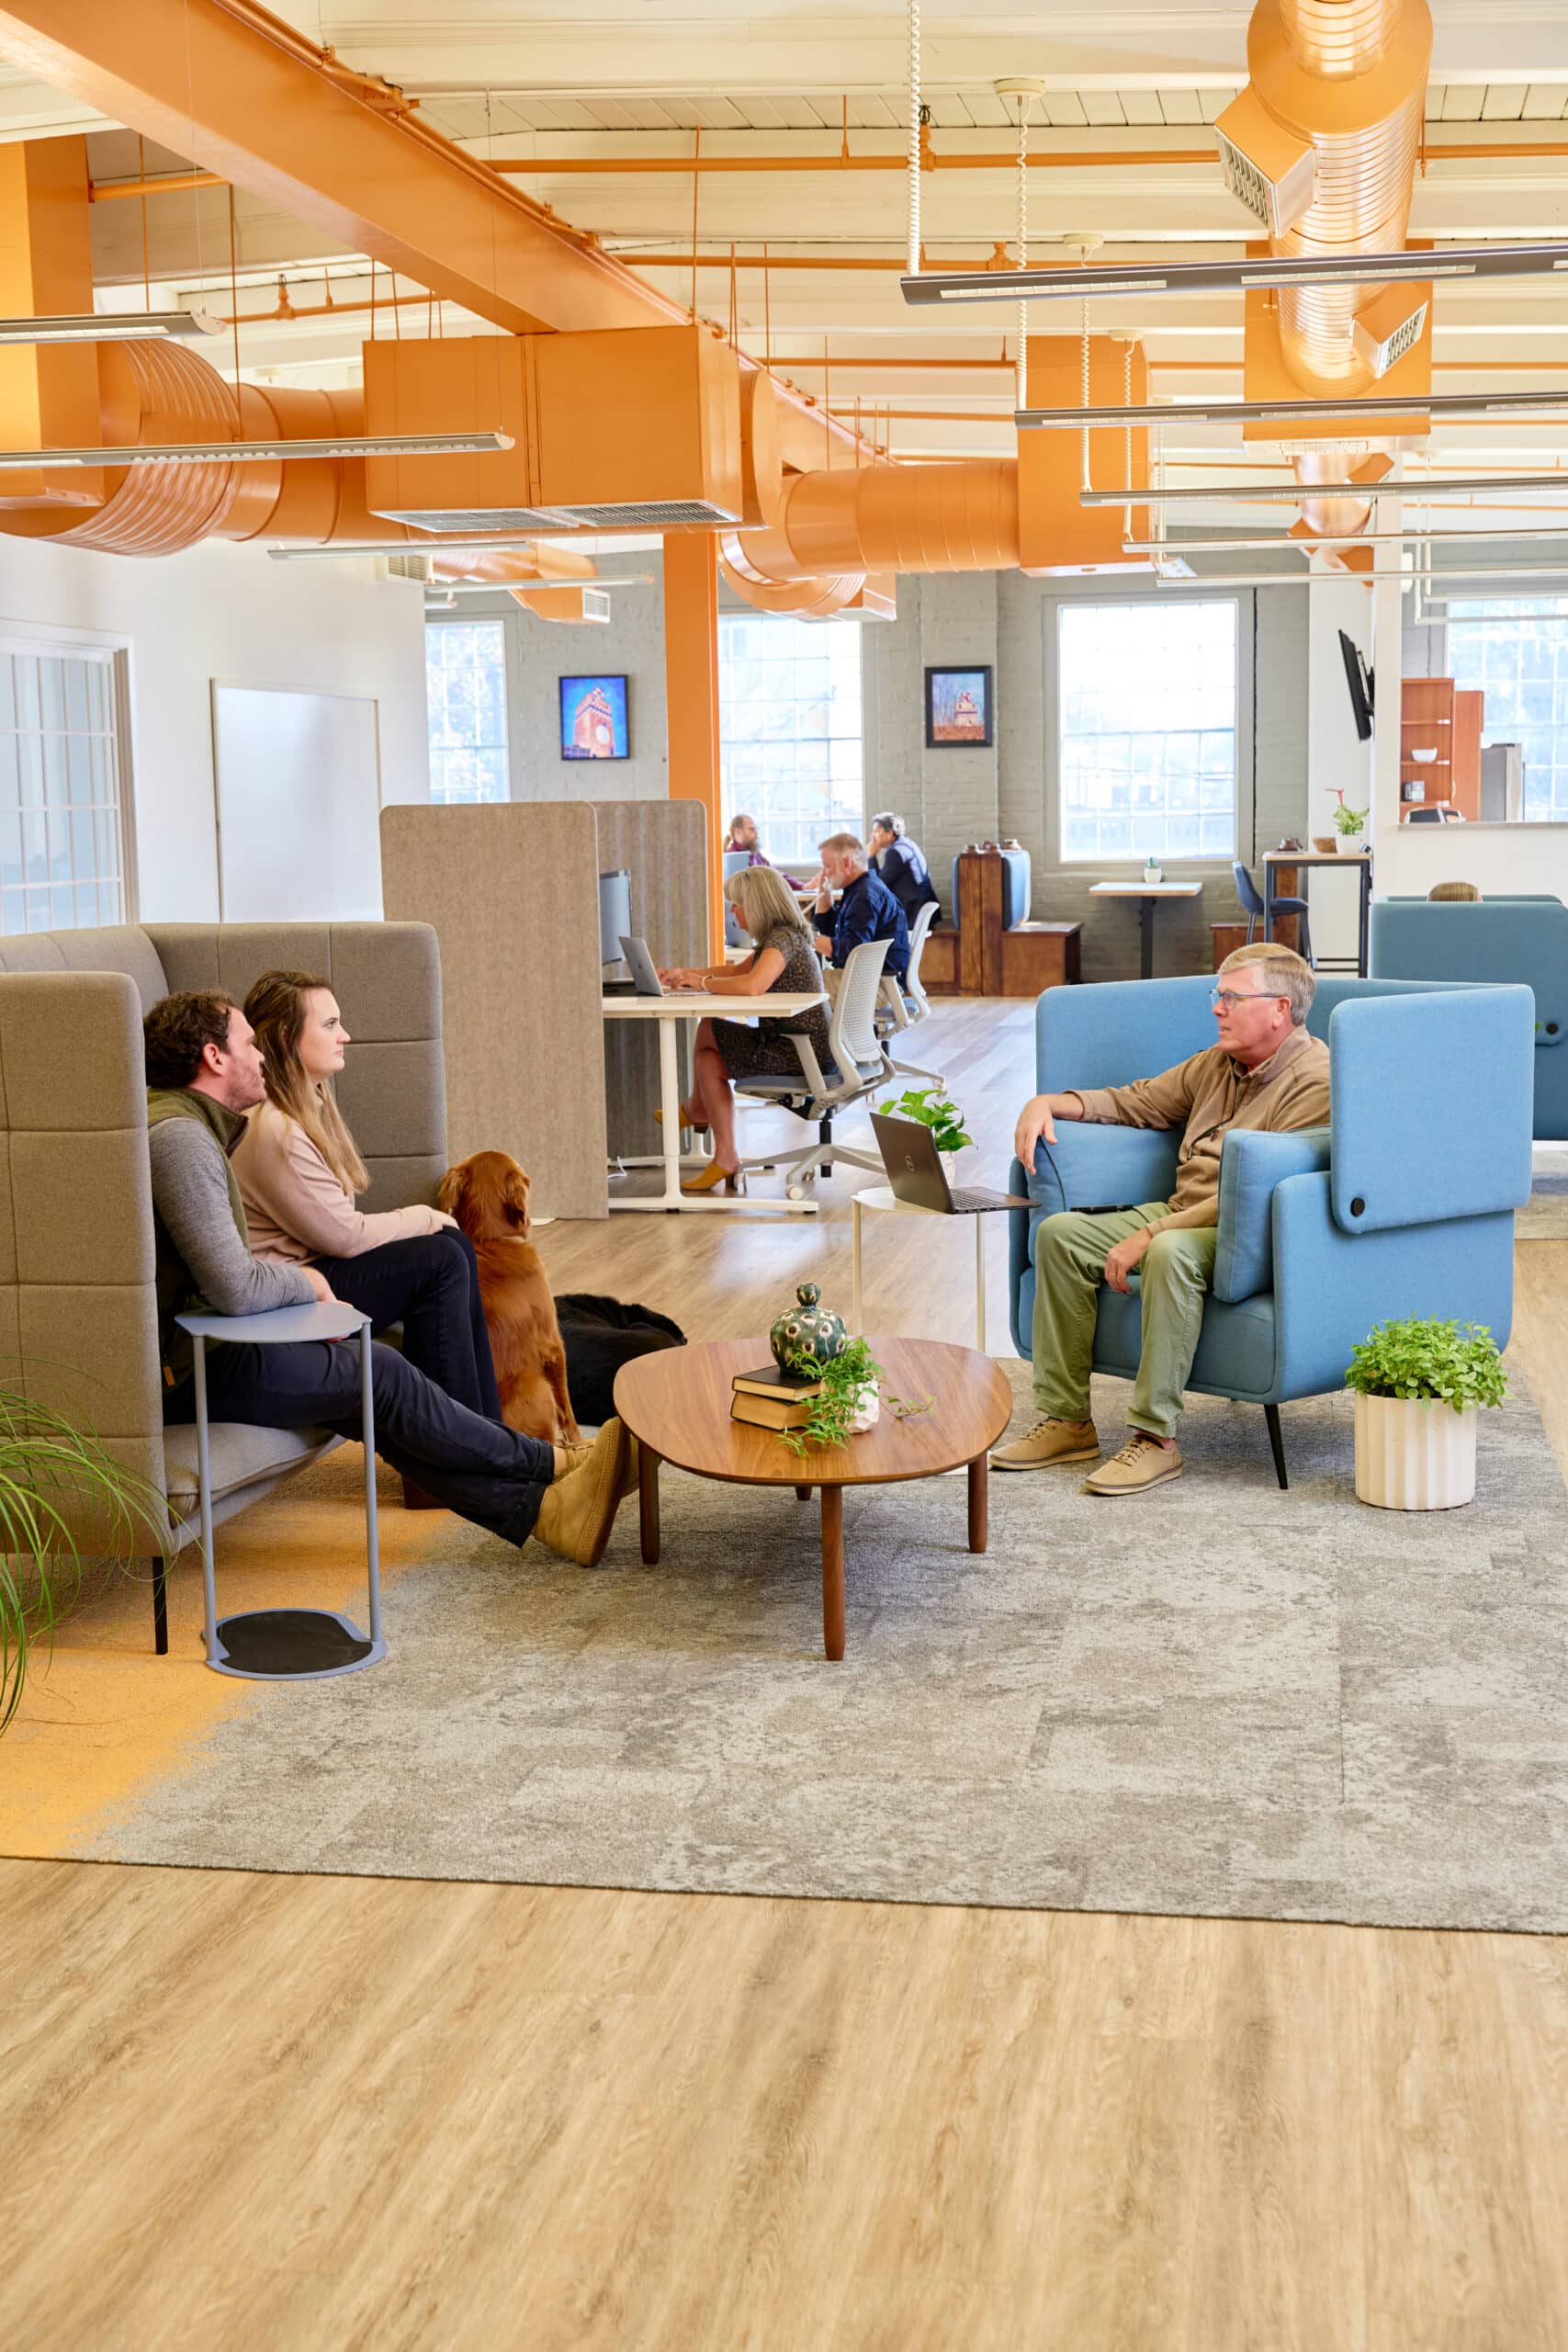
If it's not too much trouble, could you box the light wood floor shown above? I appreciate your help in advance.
[6,1000,1568,2352]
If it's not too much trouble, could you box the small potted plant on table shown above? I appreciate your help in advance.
[1345,1317,1506,1510]
[1324,787,1369,854]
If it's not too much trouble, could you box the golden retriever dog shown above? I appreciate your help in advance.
[438,1151,581,1446]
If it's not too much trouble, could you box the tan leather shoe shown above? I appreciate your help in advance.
[1083,1433,1183,1496]
[534,1420,634,1566]
[990,1417,1100,1472]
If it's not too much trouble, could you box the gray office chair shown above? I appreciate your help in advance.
[876,899,944,1087]
[734,937,891,1200]
[1233,860,1313,967]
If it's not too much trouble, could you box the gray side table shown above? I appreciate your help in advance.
[175,1301,385,1680]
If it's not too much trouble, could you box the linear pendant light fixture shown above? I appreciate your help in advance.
[1081,472,1568,506]
[0,431,513,472]
[1019,388,1568,431]
[904,240,1568,307]
[0,311,224,345]
[1122,525,1568,553]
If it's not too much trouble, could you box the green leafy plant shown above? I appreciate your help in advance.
[1344,1318,1507,1411]
[1332,803,1368,837]
[0,1380,169,1736]
[889,1085,973,1155]
[776,1337,931,1454]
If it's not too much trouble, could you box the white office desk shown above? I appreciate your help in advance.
[603,989,829,1214]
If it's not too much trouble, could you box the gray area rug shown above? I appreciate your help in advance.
[83,1363,1568,1933]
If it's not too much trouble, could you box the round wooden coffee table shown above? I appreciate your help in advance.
[612,1336,1013,1661]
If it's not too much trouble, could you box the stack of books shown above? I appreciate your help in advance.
[729,1362,823,1431]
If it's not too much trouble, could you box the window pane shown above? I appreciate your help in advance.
[718,614,864,864]
[0,648,124,935]
[424,621,509,803]
[1056,600,1237,862]
[1450,597,1568,821]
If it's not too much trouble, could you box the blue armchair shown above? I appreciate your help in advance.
[1007,974,1534,1487]
[1371,896,1568,1139]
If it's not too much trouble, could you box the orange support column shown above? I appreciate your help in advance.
[662,528,725,956]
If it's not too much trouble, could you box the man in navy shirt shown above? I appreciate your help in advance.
[812,831,910,985]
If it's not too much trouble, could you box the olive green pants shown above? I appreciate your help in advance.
[1031,1204,1218,1441]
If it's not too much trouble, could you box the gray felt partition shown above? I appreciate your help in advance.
[381,803,609,1220]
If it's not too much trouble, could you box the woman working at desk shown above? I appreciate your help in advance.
[657,865,830,1196]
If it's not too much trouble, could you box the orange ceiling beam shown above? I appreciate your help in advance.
[0,0,676,336]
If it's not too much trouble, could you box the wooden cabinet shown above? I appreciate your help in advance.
[1401,675,1483,822]
[924,852,1082,995]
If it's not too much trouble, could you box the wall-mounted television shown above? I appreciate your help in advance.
[1338,628,1374,742]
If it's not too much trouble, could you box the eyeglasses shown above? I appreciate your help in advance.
[1210,987,1288,1012]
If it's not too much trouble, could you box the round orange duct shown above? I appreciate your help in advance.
[1,341,239,554]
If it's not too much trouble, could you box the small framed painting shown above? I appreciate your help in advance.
[925,665,993,749]
[559,673,629,760]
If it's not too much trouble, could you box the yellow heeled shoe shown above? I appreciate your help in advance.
[654,1106,710,1135]
[680,1159,742,1196]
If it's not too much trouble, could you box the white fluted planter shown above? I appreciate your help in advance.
[845,1382,880,1435]
[1353,1392,1478,1510]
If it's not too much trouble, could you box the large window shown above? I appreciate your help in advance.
[1448,596,1568,822]
[1057,599,1237,862]
[425,620,508,803]
[0,643,129,935]
[718,615,863,863]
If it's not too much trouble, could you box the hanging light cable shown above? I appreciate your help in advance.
[906,0,921,277]
[995,80,1043,413]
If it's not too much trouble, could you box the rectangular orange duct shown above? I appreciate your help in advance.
[0,138,101,507]
[1016,339,1152,574]
[363,328,744,531]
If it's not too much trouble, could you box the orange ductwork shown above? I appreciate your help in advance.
[1224,0,1432,536]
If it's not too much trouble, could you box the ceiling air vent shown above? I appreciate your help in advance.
[376,507,578,532]
[1214,91,1316,239]
[1351,286,1430,379]
[552,499,739,528]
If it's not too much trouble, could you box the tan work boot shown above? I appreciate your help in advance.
[557,1434,637,1500]
[990,1417,1100,1472]
[534,1420,635,1565]
[1084,1432,1183,1497]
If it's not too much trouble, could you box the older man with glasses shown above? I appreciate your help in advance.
[995,943,1329,1496]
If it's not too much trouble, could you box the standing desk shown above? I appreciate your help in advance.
[603,989,829,1215]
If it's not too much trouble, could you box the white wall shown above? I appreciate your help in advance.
[0,534,428,922]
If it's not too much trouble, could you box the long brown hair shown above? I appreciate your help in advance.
[243,970,369,1197]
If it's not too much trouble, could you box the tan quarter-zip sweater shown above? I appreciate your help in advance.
[1064,1022,1331,1235]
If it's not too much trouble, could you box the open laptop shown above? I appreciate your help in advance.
[615,935,705,998]
[871,1113,1031,1216]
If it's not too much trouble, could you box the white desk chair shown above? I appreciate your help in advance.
[735,937,891,1202]
[876,899,944,1088]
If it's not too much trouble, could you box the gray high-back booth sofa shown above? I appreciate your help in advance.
[0,921,446,1654]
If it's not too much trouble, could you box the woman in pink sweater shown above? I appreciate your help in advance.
[235,970,504,1424]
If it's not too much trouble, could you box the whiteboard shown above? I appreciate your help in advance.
[211,683,383,921]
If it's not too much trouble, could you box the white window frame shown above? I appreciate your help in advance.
[717,612,865,865]
[1043,587,1254,868]
[0,624,138,933]
[1444,595,1568,825]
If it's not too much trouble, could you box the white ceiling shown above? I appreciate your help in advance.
[8,0,1568,526]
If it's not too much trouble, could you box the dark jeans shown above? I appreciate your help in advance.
[313,1229,503,1424]
[165,1336,555,1548]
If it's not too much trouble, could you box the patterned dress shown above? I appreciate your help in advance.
[709,921,831,1080]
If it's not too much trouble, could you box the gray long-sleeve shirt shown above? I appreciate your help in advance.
[149,1116,312,1382]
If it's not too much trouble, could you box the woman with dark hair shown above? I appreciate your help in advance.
[869,811,940,923]
[233,969,503,1423]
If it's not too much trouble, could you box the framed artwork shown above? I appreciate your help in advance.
[559,673,629,760]
[925,665,993,749]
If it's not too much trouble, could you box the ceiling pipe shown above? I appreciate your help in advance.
[490,134,1568,177]
[1229,0,1433,537]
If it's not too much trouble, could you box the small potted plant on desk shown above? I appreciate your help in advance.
[1324,788,1369,854]
[889,1084,974,1179]
[1345,1316,1506,1510]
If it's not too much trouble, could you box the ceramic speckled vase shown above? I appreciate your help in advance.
[770,1283,847,1377]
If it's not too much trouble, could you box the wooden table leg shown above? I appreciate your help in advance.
[795,1484,812,1501]
[967,1454,988,1553]
[638,1444,660,1566]
[820,1484,845,1662]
